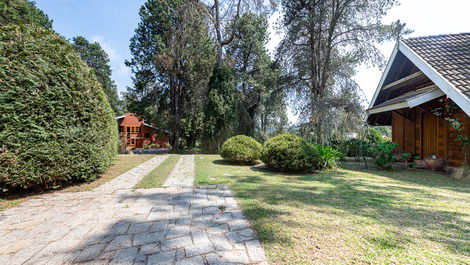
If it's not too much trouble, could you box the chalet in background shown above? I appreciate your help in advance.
[367,33,470,166]
[116,113,169,150]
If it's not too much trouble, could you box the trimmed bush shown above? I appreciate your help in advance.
[221,135,262,164]
[261,134,319,172]
[0,25,118,191]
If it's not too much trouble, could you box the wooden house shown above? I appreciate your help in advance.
[116,113,169,150]
[367,33,470,166]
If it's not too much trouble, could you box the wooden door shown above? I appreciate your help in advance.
[422,113,438,158]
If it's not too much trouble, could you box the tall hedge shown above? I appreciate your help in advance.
[0,25,118,191]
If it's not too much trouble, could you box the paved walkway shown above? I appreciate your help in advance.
[0,155,268,265]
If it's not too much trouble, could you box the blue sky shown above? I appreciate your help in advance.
[36,0,146,96]
[36,0,470,122]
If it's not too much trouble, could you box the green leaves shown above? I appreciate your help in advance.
[0,25,117,191]
[71,36,122,114]
[221,135,262,164]
[0,0,52,29]
[261,134,320,172]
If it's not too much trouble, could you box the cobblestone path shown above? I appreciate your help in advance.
[0,155,268,265]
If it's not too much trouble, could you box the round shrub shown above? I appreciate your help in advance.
[0,25,118,191]
[261,134,319,172]
[221,135,262,164]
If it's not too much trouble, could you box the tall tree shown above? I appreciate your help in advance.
[202,0,274,65]
[226,12,287,139]
[278,0,405,144]
[126,0,215,149]
[0,0,52,29]
[72,36,122,114]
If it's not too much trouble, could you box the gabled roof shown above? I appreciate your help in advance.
[368,33,470,116]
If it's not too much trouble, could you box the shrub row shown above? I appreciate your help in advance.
[221,134,343,172]
[0,25,118,191]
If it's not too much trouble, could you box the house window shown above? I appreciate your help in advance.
[145,133,150,139]
[127,127,130,133]
[131,139,135,145]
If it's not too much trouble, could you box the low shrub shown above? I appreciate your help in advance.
[0,25,117,191]
[370,142,397,170]
[221,135,262,164]
[340,138,373,158]
[150,143,160,149]
[261,134,319,172]
[314,145,343,169]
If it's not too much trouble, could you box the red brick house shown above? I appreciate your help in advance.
[116,113,169,150]
[367,33,470,166]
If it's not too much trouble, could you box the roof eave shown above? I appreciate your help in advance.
[368,43,400,110]
[399,41,470,116]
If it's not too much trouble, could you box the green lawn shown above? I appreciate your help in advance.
[0,154,156,211]
[195,155,470,265]
[134,155,180,189]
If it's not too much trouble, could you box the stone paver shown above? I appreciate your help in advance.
[0,154,268,265]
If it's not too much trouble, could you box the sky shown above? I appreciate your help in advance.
[36,0,470,121]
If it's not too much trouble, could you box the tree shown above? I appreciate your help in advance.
[226,12,287,140]
[202,65,237,151]
[72,36,122,114]
[126,0,215,149]
[0,0,52,29]
[202,0,274,65]
[278,0,406,145]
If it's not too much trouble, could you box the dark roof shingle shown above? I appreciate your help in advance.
[402,33,470,99]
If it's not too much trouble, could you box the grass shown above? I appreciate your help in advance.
[195,155,470,265]
[0,154,156,211]
[134,154,180,189]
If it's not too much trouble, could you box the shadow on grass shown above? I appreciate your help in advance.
[213,163,470,256]
[212,159,260,167]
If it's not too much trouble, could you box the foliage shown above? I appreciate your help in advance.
[220,135,262,164]
[261,134,320,172]
[370,142,397,170]
[432,98,470,164]
[118,135,128,154]
[72,36,122,114]
[340,139,372,158]
[0,25,117,191]
[313,145,343,170]
[367,127,385,145]
[372,126,392,139]
[277,0,408,145]
[226,12,288,140]
[125,0,215,149]
[0,0,52,29]
[402,152,413,168]
[202,65,237,152]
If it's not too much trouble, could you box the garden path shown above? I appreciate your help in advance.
[0,155,268,265]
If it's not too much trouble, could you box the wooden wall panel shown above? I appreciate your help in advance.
[437,119,448,158]
[404,118,415,154]
[422,113,438,158]
[415,109,422,157]
[392,112,404,152]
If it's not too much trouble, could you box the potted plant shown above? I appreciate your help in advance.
[423,155,445,171]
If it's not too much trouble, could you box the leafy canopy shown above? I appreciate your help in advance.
[0,0,52,29]
[72,36,122,114]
